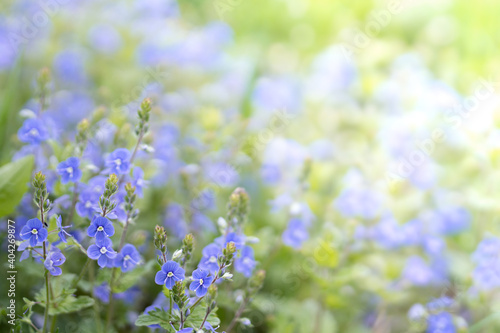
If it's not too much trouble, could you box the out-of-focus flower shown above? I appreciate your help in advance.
[56,216,71,243]
[17,118,49,145]
[106,148,131,175]
[426,312,456,333]
[114,244,141,272]
[235,245,256,277]
[57,157,82,184]
[282,218,308,249]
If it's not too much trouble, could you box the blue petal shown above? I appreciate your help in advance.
[155,271,167,285]
[87,245,101,260]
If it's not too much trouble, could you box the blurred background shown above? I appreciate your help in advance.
[2,0,500,332]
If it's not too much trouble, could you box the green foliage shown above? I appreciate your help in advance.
[135,308,178,330]
[33,274,94,315]
[0,155,34,217]
[184,305,221,329]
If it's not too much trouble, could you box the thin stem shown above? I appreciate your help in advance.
[50,315,57,333]
[89,261,103,333]
[226,296,250,333]
[71,257,91,289]
[170,295,173,316]
[41,199,50,333]
[199,306,211,330]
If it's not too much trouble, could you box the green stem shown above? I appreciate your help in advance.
[226,296,250,333]
[170,295,173,316]
[50,315,57,333]
[71,257,91,289]
[89,262,103,333]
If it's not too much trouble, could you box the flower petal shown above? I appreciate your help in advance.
[87,245,101,260]
[97,255,108,268]
[155,271,167,285]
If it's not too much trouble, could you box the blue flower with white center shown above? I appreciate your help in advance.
[87,216,115,242]
[282,218,308,249]
[407,303,427,322]
[87,238,117,268]
[17,118,49,145]
[20,218,48,247]
[76,190,100,219]
[106,148,131,175]
[427,312,456,333]
[189,269,212,297]
[114,244,141,272]
[56,156,82,184]
[235,245,256,278]
[56,215,71,243]
[133,167,147,197]
[154,261,185,289]
[44,251,66,276]
[198,243,222,273]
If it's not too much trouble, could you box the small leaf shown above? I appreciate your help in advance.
[0,155,35,217]
[135,308,176,330]
[184,306,220,329]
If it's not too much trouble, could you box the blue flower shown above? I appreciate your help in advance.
[334,187,382,219]
[56,157,82,184]
[18,240,42,262]
[427,312,456,333]
[17,118,49,145]
[132,167,147,197]
[155,261,185,289]
[235,245,256,278]
[94,283,110,304]
[87,216,115,242]
[76,190,100,219]
[114,244,140,272]
[20,218,48,247]
[189,269,212,297]
[198,243,222,273]
[106,148,131,175]
[407,303,426,322]
[282,218,308,249]
[56,216,71,243]
[87,238,117,268]
[44,251,66,276]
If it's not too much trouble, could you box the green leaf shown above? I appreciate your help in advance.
[184,306,220,329]
[35,274,95,315]
[0,155,34,217]
[135,308,176,330]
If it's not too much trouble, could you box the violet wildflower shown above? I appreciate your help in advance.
[106,148,131,175]
[427,312,456,333]
[87,238,117,268]
[235,245,256,278]
[76,190,100,219]
[87,216,115,242]
[17,118,49,145]
[189,269,212,297]
[56,215,71,243]
[199,243,222,273]
[282,218,308,249]
[114,244,141,272]
[20,218,48,247]
[154,261,185,289]
[56,156,82,184]
[44,251,66,276]
[132,167,146,197]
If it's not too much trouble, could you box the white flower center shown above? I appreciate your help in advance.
[85,201,92,208]
[29,128,39,136]
[66,167,73,175]
[100,247,107,254]
[97,226,104,232]
[167,272,173,277]
[114,159,122,166]
[124,255,131,261]
[199,279,204,285]
[31,228,38,235]
[209,256,217,263]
